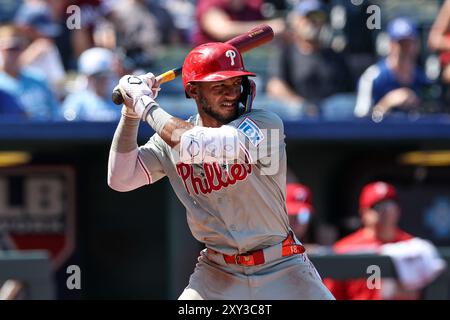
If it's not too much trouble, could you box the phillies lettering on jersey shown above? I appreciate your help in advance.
[176,161,252,195]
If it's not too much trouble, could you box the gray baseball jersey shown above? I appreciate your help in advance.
[138,108,290,255]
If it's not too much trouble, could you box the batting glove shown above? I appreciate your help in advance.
[116,73,160,120]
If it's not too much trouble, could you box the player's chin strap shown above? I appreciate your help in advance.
[239,76,256,114]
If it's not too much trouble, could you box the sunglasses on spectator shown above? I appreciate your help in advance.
[372,199,398,212]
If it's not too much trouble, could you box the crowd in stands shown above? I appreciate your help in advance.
[0,0,449,121]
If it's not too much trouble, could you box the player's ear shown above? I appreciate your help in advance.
[186,83,199,99]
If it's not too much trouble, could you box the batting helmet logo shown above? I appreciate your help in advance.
[225,50,236,66]
[182,42,255,94]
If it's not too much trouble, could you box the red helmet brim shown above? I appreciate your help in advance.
[189,70,255,83]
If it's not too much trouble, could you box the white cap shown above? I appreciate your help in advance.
[78,47,114,76]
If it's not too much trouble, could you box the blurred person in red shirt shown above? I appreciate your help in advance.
[286,183,314,241]
[193,0,285,46]
[286,182,337,253]
[323,181,421,300]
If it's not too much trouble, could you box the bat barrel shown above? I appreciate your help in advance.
[228,24,274,53]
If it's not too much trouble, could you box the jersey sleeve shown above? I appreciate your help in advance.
[229,109,285,165]
[138,133,168,184]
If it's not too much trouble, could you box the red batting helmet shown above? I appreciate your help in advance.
[359,181,398,210]
[182,42,255,94]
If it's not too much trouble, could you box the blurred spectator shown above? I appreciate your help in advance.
[324,181,444,300]
[145,0,179,44]
[66,0,105,59]
[193,0,285,46]
[354,17,432,120]
[286,182,337,253]
[0,0,22,23]
[60,47,121,121]
[0,89,25,120]
[14,1,66,96]
[42,0,111,70]
[105,0,177,70]
[162,0,196,43]
[266,0,352,117]
[0,24,59,121]
[287,182,314,241]
[428,0,450,106]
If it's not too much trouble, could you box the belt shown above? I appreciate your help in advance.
[207,232,305,267]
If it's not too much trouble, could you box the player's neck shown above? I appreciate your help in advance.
[198,108,236,128]
[199,115,222,128]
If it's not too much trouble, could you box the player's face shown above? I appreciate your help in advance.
[194,77,242,125]
[391,38,419,59]
[374,200,400,228]
[362,200,400,230]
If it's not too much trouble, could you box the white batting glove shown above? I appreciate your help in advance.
[116,73,159,120]
[140,72,161,99]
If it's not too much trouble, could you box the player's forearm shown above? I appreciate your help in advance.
[144,102,193,148]
[108,116,148,191]
[157,117,194,148]
[111,115,140,153]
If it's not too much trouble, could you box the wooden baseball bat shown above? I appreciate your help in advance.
[112,24,274,105]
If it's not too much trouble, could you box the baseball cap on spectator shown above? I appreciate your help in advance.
[14,3,61,38]
[78,48,114,77]
[295,0,327,19]
[286,183,314,224]
[359,181,398,210]
[387,17,418,41]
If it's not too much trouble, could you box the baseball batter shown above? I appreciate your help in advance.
[108,42,334,300]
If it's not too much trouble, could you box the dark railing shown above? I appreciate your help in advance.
[309,247,450,300]
[0,250,55,300]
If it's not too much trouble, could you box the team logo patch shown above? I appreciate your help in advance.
[238,117,264,147]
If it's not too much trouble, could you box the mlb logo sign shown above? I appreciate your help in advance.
[238,118,264,147]
[0,166,76,269]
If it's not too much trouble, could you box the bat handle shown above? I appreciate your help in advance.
[111,67,183,105]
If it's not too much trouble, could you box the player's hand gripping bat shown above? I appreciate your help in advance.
[111,24,274,105]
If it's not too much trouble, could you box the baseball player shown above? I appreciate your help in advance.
[108,42,334,300]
